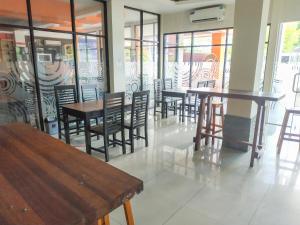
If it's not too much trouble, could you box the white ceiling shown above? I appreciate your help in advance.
[124,0,234,14]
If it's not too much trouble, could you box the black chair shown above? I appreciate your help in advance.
[153,79,177,117]
[179,81,207,120]
[54,85,83,139]
[88,92,126,162]
[124,90,149,153]
[81,84,98,102]
[164,78,173,90]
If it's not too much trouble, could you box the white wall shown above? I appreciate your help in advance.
[107,0,126,92]
[162,4,235,34]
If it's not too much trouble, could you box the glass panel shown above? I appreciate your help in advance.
[124,8,141,40]
[33,30,75,119]
[74,0,105,35]
[125,40,141,100]
[194,29,227,46]
[227,29,233,45]
[265,25,270,43]
[77,35,107,99]
[165,34,177,47]
[178,33,192,46]
[0,0,28,26]
[0,27,39,126]
[31,0,72,31]
[191,46,225,88]
[165,47,191,88]
[269,21,300,125]
[143,42,158,101]
[223,46,232,89]
[143,13,158,42]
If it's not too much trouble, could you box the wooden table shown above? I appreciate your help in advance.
[62,100,130,154]
[0,123,143,225]
[187,87,285,167]
[161,89,187,122]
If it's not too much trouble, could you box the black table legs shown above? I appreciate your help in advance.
[84,117,91,155]
[63,111,70,144]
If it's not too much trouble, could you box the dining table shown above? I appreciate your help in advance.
[161,89,187,122]
[187,87,285,167]
[62,100,130,154]
[0,123,143,225]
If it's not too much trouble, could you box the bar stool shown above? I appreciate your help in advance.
[211,102,225,145]
[277,107,300,154]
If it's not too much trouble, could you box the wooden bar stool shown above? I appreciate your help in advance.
[277,107,300,154]
[211,101,225,145]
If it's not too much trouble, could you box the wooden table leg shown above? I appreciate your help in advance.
[84,117,91,155]
[195,95,206,151]
[98,215,110,225]
[250,102,262,167]
[205,96,212,146]
[63,110,70,144]
[123,200,134,225]
[258,102,266,150]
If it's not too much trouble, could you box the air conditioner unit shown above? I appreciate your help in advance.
[190,5,225,23]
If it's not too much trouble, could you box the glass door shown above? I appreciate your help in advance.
[268,21,300,126]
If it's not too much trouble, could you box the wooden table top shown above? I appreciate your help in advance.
[0,123,143,225]
[187,87,285,102]
[63,100,131,113]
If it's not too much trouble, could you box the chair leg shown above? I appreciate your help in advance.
[96,118,100,140]
[277,111,289,154]
[76,121,80,135]
[122,129,126,154]
[220,105,225,128]
[58,121,62,139]
[113,133,117,147]
[104,134,109,162]
[154,102,156,116]
[130,129,134,153]
[123,200,134,225]
[212,106,216,145]
[98,215,110,225]
[145,124,148,147]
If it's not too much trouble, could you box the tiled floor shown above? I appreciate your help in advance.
[67,115,300,225]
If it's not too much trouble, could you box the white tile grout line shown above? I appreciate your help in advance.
[247,184,272,225]
[161,184,208,225]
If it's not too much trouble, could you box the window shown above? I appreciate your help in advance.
[164,26,270,89]
[124,7,160,101]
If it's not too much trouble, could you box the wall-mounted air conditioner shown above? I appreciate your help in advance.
[190,5,225,23]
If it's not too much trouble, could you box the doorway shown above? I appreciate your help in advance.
[268,21,300,127]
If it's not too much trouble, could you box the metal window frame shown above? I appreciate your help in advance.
[163,25,271,89]
[124,6,161,90]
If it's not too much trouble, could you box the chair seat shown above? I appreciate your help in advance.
[212,101,223,107]
[124,120,145,129]
[90,123,122,135]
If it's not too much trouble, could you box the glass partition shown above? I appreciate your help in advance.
[0,27,39,126]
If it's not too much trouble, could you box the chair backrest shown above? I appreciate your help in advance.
[81,84,98,102]
[131,90,149,127]
[154,79,163,101]
[164,78,173,90]
[54,85,77,120]
[206,80,216,88]
[197,81,207,88]
[103,92,125,134]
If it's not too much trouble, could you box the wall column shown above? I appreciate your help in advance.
[223,0,271,151]
[107,0,125,92]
